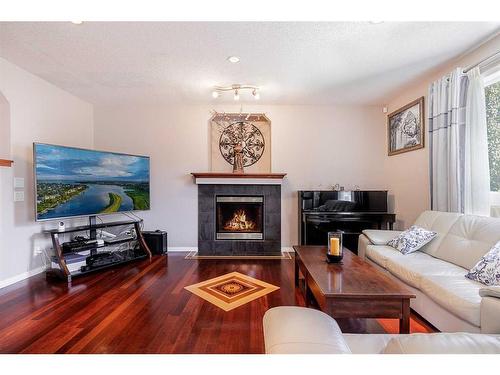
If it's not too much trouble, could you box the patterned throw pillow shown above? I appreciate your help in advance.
[387,225,437,255]
[465,241,500,286]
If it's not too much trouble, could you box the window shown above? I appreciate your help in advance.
[486,77,500,191]
[485,69,500,217]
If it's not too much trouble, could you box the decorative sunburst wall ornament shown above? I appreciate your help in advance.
[219,121,265,167]
[210,112,271,173]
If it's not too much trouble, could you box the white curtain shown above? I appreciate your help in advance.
[464,67,491,216]
[429,68,468,212]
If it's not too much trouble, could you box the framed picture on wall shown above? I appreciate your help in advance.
[387,96,425,156]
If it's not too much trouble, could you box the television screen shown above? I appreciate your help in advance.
[34,143,150,221]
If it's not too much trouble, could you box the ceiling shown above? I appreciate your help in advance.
[1,22,499,106]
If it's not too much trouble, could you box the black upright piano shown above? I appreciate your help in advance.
[298,190,395,253]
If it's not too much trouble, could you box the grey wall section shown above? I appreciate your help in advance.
[198,184,281,255]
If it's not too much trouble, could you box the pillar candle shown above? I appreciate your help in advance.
[329,237,340,256]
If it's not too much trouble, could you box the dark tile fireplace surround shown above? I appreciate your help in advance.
[194,173,285,256]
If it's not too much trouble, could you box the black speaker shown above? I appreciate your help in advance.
[142,230,168,255]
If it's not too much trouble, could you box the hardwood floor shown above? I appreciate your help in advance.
[0,253,435,354]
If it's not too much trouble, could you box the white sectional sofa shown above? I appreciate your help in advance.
[358,210,500,334]
[263,307,500,354]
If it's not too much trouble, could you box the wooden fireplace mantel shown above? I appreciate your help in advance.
[0,159,13,167]
[191,172,286,185]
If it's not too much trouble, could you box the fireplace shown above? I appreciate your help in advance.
[193,173,286,256]
[216,196,264,240]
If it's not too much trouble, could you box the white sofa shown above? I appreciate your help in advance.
[358,210,500,334]
[263,307,500,354]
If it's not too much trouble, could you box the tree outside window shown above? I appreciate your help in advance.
[486,80,500,191]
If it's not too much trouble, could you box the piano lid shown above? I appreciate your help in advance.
[300,190,388,213]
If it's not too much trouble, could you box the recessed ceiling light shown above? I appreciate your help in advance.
[227,56,240,63]
[71,21,84,25]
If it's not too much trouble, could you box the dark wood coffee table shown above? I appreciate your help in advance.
[293,245,415,333]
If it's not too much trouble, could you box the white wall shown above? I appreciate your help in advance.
[0,92,10,158]
[384,33,500,229]
[0,58,94,286]
[94,104,387,248]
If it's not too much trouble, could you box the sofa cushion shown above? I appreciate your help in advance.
[414,210,463,231]
[419,274,483,326]
[382,333,500,354]
[362,230,403,245]
[413,211,463,256]
[466,241,500,286]
[435,215,500,270]
[385,252,465,289]
[365,245,401,269]
[387,225,437,254]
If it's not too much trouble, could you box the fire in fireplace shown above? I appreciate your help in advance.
[216,196,264,240]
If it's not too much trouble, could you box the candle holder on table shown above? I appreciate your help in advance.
[327,231,343,263]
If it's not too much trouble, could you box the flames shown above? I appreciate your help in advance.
[224,209,256,231]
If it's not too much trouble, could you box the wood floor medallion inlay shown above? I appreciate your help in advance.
[184,271,279,311]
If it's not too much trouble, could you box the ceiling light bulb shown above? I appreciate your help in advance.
[71,21,83,25]
[234,90,240,101]
[253,90,260,100]
[212,91,219,99]
[227,56,240,63]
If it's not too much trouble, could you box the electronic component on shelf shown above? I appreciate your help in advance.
[83,251,131,270]
[104,235,135,245]
[62,239,101,253]
[85,252,114,267]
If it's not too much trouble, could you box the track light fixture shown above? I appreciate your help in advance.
[212,84,260,100]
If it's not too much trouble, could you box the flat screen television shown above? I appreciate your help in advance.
[34,143,150,221]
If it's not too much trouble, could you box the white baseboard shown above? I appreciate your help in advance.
[168,246,295,253]
[168,247,196,252]
[0,266,45,290]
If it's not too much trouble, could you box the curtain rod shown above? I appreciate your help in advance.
[463,50,500,73]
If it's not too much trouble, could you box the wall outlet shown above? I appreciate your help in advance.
[14,191,25,202]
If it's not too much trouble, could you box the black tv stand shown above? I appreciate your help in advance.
[45,219,152,283]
